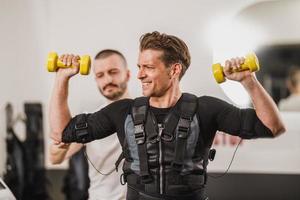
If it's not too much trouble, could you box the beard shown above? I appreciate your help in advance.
[99,81,127,101]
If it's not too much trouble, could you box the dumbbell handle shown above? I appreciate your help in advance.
[222,53,259,72]
[57,58,81,68]
[215,63,251,75]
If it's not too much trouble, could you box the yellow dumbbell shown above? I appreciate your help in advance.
[47,52,91,75]
[212,53,260,83]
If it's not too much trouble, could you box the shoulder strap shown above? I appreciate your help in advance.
[132,97,148,144]
[131,97,153,183]
[172,93,198,171]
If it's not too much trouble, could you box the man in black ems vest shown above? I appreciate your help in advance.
[50,31,286,200]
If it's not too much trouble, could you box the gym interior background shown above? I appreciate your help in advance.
[0,0,299,199]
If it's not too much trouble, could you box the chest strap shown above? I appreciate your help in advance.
[171,93,198,171]
[131,97,153,183]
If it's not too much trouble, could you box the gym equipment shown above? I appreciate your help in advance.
[0,178,16,200]
[63,148,89,200]
[212,52,260,83]
[4,103,50,200]
[4,104,26,200]
[47,52,91,75]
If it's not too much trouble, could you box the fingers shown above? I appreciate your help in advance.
[59,54,64,64]
[59,143,71,148]
[213,133,242,147]
[52,140,71,148]
[229,135,242,145]
[239,57,245,65]
[67,54,73,66]
[50,134,62,143]
[72,55,80,67]
[59,54,69,65]
[53,140,61,145]
[59,54,80,67]
[224,57,245,73]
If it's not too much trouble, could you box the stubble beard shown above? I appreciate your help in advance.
[99,81,127,101]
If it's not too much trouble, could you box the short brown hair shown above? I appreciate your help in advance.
[139,31,191,80]
[94,49,127,67]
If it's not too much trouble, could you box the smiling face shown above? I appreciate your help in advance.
[93,54,129,101]
[137,49,174,97]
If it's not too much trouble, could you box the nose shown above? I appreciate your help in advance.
[103,74,113,85]
[137,67,146,80]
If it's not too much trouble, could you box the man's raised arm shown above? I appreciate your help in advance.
[223,58,286,137]
[49,54,80,142]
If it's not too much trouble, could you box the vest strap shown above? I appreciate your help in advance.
[172,93,198,171]
[131,97,153,183]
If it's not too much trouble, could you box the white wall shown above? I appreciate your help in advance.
[0,0,48,175]
[0,0,271,174]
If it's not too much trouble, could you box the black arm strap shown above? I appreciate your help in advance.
[171,93,198,171]
[74,114,90,143]
[131,97,153,183]
[62,114,91,143]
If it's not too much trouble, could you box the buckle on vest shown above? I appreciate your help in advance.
[161,132,174,142]
[171,162,184,171]
[120,173,127,185]
[75,122,88,130]
[177,117,191,139]
[178,118,191,139]
[208,149,216,161]
[75,122,89,143]
[178,126,189,138]
[134,124,145,145]
[140,174,153,184]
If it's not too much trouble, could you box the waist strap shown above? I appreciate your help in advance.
[127,184,208,200]
[126,173,206,196]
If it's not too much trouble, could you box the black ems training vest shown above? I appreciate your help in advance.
[122,93,211,199]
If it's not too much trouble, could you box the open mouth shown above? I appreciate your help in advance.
[142,82,151,87]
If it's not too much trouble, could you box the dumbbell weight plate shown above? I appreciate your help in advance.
[47,52,58,72]
[79,55,91,75]
[244,53,260,72]
[212,63,225,83]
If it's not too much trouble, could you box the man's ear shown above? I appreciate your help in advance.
[126,69,131,82]
[169,63,182,79]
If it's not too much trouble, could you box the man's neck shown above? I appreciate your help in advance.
[294,86,300,94]
[149,84,181,108]
[107,89,130,104]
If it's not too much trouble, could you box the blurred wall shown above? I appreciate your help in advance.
[237,0,300,45]
[0,0,48,176]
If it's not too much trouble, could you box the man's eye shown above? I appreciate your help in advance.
[110,70,119,74]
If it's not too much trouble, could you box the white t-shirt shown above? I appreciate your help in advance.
[86,134,126,200]
[84,104,126,200]
[278,94,300,111]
